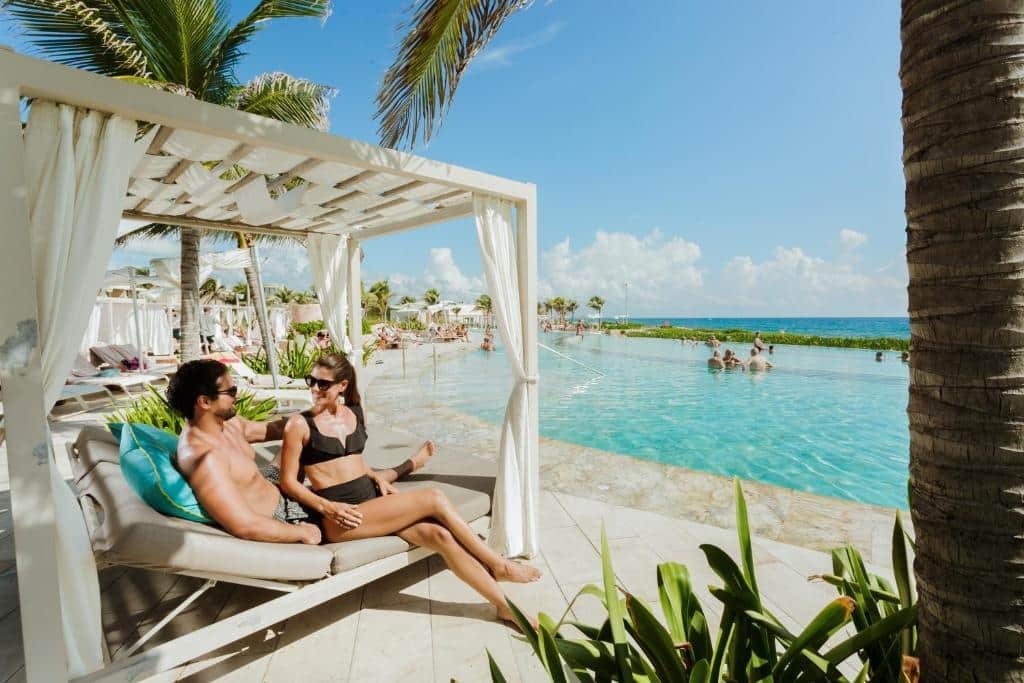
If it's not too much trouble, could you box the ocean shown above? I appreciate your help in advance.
[623,317,910,339]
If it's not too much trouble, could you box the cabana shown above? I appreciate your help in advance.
[0,48,539,682]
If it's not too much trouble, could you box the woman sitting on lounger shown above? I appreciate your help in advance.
[277,353,540,624]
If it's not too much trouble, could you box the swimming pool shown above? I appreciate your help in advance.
[423,333,910,509]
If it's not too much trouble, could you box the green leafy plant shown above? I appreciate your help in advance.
[362,339,378,367]
[106,385,276,435]
[241,339,350,379]
[625,326,909,352]
[492,480,918,682]
[289,319,327,340]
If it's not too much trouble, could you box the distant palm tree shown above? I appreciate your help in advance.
[398,295,416,305]
[4,0,335,361]
[199,277,232,304]
[476,293,493,327]
[587,295,605,326]
[424,288,441,305]
[368,280,393,322]
[272,286,302,305]
[230,282,249,305]
[566,299,578,322]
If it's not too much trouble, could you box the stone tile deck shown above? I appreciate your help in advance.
[0,341,902,681]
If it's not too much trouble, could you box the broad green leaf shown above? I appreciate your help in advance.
[708,607,735,683]
[891,511,916,655]
[734,478,761,599]
[689,659,711,683]
[824,605,918,666]
[625,595,688,681]
[657,562,712,661]
[773,597,854,677]
[553,639,617,675]
[600,524,634,682]
[506,598,540,654]
[486,649,509,683]
[539,626,569,683]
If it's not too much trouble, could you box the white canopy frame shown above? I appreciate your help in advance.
[0,49,538,683]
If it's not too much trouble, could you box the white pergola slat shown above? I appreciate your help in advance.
[0,47,539,683]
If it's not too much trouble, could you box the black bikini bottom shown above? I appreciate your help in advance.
[303,475,379,528]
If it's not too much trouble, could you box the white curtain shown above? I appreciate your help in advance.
[307,233,352,353]
[474,195,538,558]
[79,298,174,356]
[24,102,147,675]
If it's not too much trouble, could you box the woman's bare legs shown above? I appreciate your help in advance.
[398,521,517,622]
[323,487,540,582]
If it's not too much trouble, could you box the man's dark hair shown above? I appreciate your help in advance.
[166,359,229,420]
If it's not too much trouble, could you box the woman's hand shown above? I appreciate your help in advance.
[372,474,398,496]
[321,501,363,529]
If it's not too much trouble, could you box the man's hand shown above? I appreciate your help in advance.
[296,521,322,545]
[322,502,363,529]
[371,474,398,496]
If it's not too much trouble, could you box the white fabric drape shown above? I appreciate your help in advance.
[79,299,174,356]
[474,195,538,558]
[307,233,352,352]
[24,102,147,675]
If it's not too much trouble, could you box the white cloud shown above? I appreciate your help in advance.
[388,248,485,302]
[475,22,564,69]
[718,245,905,314]
[539,229,704,315]
[839,228,868,252]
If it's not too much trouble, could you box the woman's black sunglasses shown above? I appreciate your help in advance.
[305,376,340,391]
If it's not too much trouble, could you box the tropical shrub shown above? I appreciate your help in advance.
[626,327,909,352]
[106,385,276,435]
[492,481,917,683]
[397,319,425,331]
[289,319,372,339]
[241,339,349,379]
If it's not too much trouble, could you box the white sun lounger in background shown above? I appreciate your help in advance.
[65,426,495,681]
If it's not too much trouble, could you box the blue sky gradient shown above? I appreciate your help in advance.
[2,1,908,315]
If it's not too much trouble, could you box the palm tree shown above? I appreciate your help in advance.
[4,0,335,361]
[587,295,605,326]
[368,280,392,322]
[375,0,532,149]
[198,277,232,304]
[476,293,492,327]
[424,288,441,305]
[901,4,1024,679]
[398,295,416,306]
[566,299,578,322]
[549,296,567,324]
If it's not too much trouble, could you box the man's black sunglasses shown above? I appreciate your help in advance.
[215,385,238,398]
[305,376,340,391]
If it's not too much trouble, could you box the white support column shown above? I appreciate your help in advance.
[347,238,362,359]
[516,188,540,557]
[0,77,70,680]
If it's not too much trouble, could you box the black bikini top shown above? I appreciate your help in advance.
[299,405,367,467]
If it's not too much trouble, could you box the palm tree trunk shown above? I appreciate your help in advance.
[236,234,276,369]
[179,228,202,362]
[902,2,1024,680]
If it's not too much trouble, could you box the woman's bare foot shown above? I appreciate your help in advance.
[492,558,542,583]
[498,608,539,632]
[410,440,435,472]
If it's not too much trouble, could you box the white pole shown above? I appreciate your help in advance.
[0,72,71,681]
[516,191,540,559]
[346,238,362,357]
[624,281,629,325]
[128,267,146,370]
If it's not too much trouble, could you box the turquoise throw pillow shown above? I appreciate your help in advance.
[112,422,213,524]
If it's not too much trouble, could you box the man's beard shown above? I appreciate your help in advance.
[215,406,237,420]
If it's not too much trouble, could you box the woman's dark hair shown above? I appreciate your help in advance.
[314,352,361,406]
[166,359,230,420]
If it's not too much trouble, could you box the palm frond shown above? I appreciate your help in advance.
[3,0,149,75]
[375,0,530,149]
[114,0,232,98]
[204,230,303,248]
[207,0,331,99]
[114,222,180,245]
[227,72,335,130]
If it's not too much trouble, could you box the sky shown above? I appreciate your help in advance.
[2,1,908,316]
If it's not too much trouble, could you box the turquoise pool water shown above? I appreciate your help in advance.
[424,333,910,509]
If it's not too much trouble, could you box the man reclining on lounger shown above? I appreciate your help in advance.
[167,357,540,626]
[166,359,434,546]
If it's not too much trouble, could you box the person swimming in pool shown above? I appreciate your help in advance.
[708,350,725,369]
[277,353,540,626]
